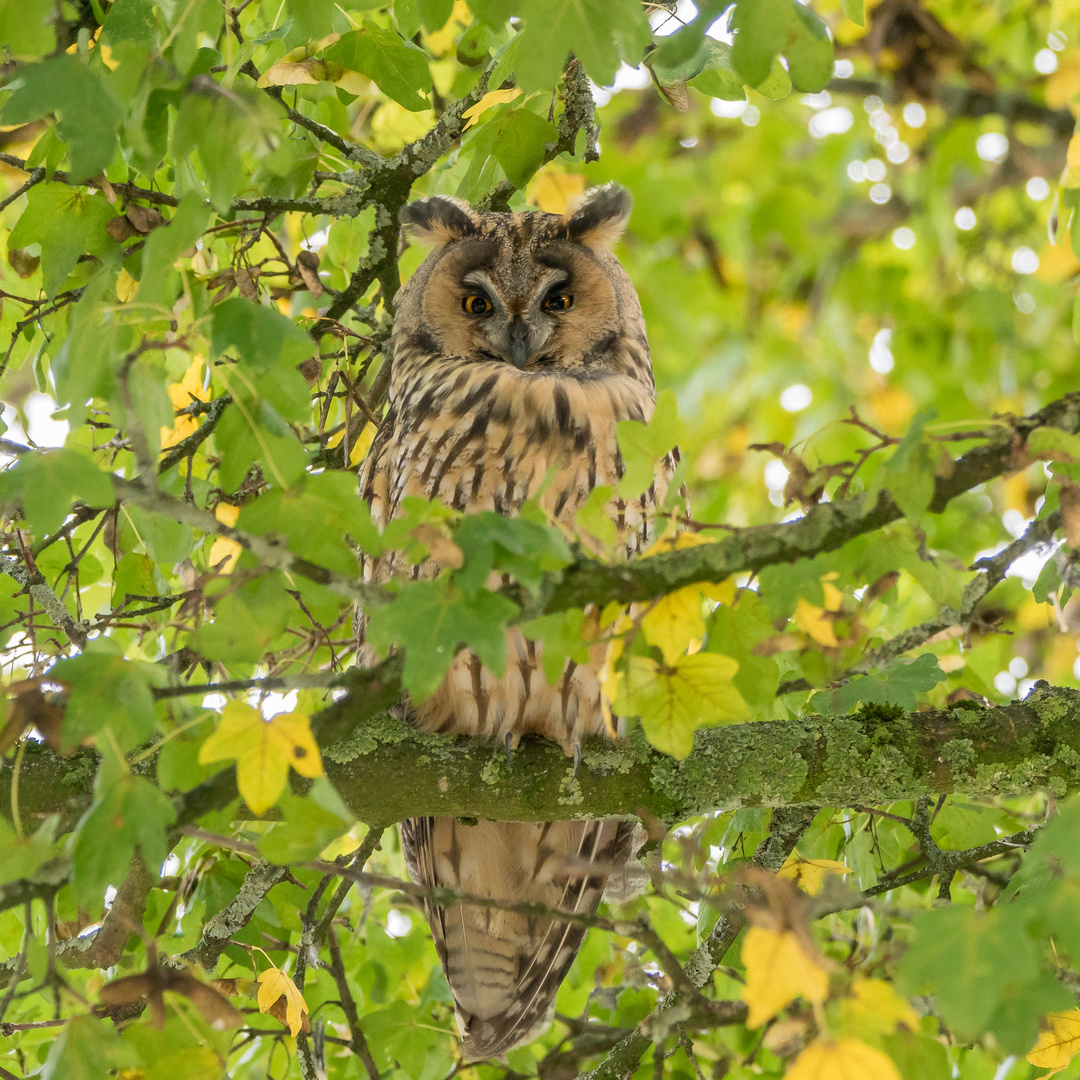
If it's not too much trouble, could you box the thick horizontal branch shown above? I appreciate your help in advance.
[6,684,1079,834]
[538,392,1080,614]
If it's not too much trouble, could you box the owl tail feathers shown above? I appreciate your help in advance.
[457,999,560,1063]
[401,818,635,1063]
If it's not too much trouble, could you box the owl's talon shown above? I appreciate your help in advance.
[572,743,582,779]
[505,731,514,766]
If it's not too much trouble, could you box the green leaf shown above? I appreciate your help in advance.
[172,88,283,211]
[323,25,433,111]
[0,447,115,537]
[519,610,592,684]
[72,775,176,904]
[42,1015,138,1080]
[1028,426,1080,462]
[492,108,557,189]
[2,56,123,180]
[258,781,353,863]
[616,388,683,499]
[0,816,59,886]
[468,0,515,28]
[52,643,166,750]
[238,472,384,575]
[898,905,1073,1052]
[870,407,938,526]
[363,999,444,1075]
[123,505,194,566]
[652,35,731,86]
[418,0,453,32]
[786,2,833,93]
[8,183,118,297]
[135,192,213,312]
[0,0,53,54]
[365,577,519,699]
[730,0,789,87]
[190,573,294,663]
[112,552,160,609]
[706,594,780,713]
[809,653,946,714]
[881,1031,952,1080]
[102,0,159,45]
[514,0,651,91]
[840,0,865,27]
[453,511,572,595]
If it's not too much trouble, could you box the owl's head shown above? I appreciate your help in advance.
[393,183,647,377]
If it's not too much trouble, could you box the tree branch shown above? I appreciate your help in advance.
[539,392,1080,615]
[7,683,1080,837]
[826,76,1075,139]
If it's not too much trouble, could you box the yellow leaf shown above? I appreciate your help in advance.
[785,1037,902,1080]
[1028,1009,1080,1073]
[598,611,634,736]
[616,652,750,758]
[868,385,915,434]
[642,586,707,664]
[838,978,920,1036]
[208,502,242,574]
[116,268,138,303]
[777,852,851,895]
[461,87,522,129]
[741,925,828,1028]
[160,355,210,449]
[644,529,715,557]
[198,701,323,815]
[1047,53,1080,114]
[794,598,838,647]
[528,169,587,214]
[256,967,309,1037]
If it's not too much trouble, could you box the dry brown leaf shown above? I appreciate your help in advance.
[125,204,166,233]
[295,250,323,297]
[106,215,141,242]
[235,267,259,300]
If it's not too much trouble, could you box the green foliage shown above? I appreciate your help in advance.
[810,653,947,714]
[0,0,1078,1076]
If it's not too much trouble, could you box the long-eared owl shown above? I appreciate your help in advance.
[357,184,668,1061]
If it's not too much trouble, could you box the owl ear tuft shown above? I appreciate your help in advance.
[400,197,479,245]
[564,183,632,249]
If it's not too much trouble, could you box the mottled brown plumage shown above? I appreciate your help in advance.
[357,184,666,1061]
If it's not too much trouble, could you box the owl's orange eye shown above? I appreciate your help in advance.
[543,293,574,312]
[463,295,493,315]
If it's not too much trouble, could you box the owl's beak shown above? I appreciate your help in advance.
[508,316,529,369]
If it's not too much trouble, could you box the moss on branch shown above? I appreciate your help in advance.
[6,684,1080,834]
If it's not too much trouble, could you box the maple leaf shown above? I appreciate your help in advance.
[785,1037,902,1080]
[778,851,852,895]
[198,700,323,815]
[615,652,750,758]
[1028,1009,1080,1076]
[741,925,828,1028]
[257,967,309,1037]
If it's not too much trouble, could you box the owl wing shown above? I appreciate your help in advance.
[401,816,635,1062]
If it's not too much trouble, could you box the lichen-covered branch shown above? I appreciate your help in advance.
[7,684,1080,836]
